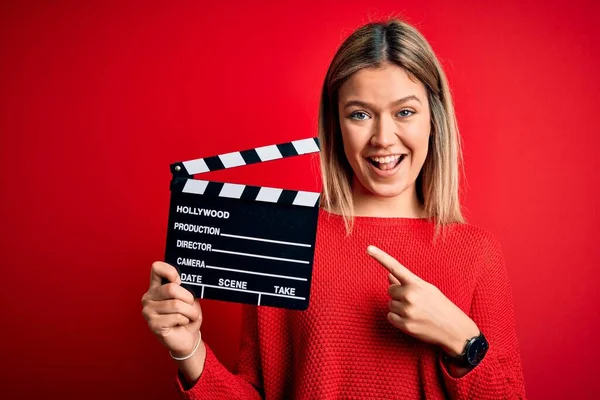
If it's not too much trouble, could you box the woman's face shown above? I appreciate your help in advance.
[337,63,431,200]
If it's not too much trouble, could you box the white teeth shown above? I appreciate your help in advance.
[370,155,401,164]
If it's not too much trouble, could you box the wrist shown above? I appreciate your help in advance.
[177,340,208,388]
[442,330,489,371]
[170,331,202,359]
[443,318,480,356]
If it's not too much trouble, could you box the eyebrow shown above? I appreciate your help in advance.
[342,95,422,110]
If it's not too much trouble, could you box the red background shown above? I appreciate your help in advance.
[1,1,599,399]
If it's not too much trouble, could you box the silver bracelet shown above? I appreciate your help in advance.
[169,335,201,361]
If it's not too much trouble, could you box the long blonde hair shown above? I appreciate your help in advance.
[318,18,465,236]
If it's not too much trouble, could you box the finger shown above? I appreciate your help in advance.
[152,299,201,322]
[387,312,407,331]
[387,283,408,300]
[388,273,401,285]
[367,245,416,284]
[154,282,195,304]
[149,313,191,333]
[388,299,407,317]
[150,261,181,290]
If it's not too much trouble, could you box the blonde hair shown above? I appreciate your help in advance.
[318,18,465,237]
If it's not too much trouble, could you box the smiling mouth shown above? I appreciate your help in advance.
[367,155,406,171]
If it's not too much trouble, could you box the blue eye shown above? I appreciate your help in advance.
[398,109,415,118]
[349,111,369,121]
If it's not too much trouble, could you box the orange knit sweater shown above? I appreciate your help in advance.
[175,208,526,399]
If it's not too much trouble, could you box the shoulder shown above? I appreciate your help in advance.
[444,222,502,250]
[441,222,506,270]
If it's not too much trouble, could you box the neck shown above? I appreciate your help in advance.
[351,179,425,218]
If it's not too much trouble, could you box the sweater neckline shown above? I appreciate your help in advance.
[319,208,434,227]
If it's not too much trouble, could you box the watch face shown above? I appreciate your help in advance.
[467,337,489,366]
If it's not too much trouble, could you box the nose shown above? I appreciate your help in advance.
[370,114,397,148]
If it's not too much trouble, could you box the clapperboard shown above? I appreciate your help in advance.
[163,138,321,310]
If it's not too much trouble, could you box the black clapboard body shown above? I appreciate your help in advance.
[164,138,320,310]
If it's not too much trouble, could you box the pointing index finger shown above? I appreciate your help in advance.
[367,245,416,284]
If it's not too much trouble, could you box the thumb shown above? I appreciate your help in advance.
[150,261,181,290]
[388,273,401,285]
[192,299,203,323]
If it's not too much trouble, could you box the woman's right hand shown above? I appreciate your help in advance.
[141,261,203,357]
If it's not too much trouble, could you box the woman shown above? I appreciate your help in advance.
[142,18,527,399]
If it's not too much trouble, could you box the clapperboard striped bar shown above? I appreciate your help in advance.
[172,179,320,207]
[164,138,321,310]
[170,137,320,177]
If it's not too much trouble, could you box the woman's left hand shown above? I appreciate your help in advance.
[367,245,480,356]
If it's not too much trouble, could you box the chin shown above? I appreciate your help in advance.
[355,176,409,199]
[368,183,409,198]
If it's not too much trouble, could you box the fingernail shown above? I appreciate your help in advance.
[367,245,377,254]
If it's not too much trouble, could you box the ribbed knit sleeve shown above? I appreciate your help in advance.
[439,233,527,399]
[175,305,264,399]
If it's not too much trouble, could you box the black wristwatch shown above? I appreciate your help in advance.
[443,332,489,368]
